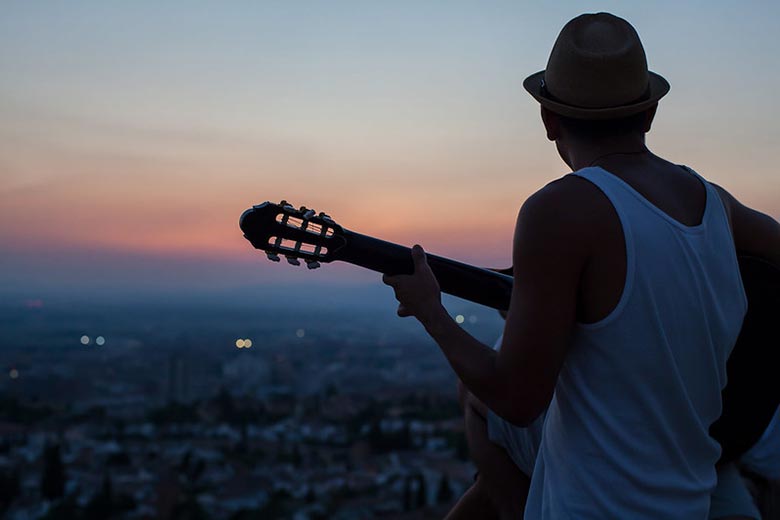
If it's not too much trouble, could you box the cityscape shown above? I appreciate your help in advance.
[0,289,505,519]
[2,3,779,518]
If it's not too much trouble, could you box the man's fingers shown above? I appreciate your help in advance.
[411,244,427,270]
[385,248,436,320]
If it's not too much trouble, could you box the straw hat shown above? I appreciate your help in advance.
[524,13,670,120]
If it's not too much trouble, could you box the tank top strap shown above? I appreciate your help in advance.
[569,166,640,218]
[679,165,729,232]
[572,166,722,233]
[569,166,638,252]
[568,167,638,328]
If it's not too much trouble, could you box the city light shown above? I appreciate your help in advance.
[235,338,253,349]
[80,335,90,345]
[96,336,105,346]
[296,329,305,338]
[455,315,465,324]
[9,369,18,379]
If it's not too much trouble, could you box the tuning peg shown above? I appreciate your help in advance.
[286,256,301,266]
[266,253,281,262]
[280,200,294,210]
[318,212,334,223]
[306,260,321,270]
[302,209,315,219]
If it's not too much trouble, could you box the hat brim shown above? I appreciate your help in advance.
[523,70,670,120]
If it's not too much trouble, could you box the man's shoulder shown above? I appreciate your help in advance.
[520,173,615,237]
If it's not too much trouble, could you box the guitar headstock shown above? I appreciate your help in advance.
[239,201,347,269]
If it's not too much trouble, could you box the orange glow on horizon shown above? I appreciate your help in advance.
[2,150,778,269]
[2,2,779,293]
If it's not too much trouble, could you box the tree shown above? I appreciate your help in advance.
[415,473,427,509]
[455,433,469,461]
[436,473,453,504]
[38,495,79,520]
[215,386,236,422]
[170,495,210,520]
[291,443,303,467]
[0,468,20,513]
[83,474,112,520]
[402,476,412,511]
[40,443,65,501]
[400,423,412,450]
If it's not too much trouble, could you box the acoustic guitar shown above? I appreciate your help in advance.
[240,201,779,463]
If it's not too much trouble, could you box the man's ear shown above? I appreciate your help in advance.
[541,107,559,141]
[643,104,658,133]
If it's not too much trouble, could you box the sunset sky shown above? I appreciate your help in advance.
[2,1,779,298]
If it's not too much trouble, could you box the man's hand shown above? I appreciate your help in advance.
[382,245,444,326]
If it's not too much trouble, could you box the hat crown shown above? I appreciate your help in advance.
[545,13,650,109]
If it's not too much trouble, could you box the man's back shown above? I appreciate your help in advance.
[573,153,709,324]
[522,163,747,518]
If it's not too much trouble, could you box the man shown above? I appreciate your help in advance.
[473,325,778,519]
[383,12,780,519]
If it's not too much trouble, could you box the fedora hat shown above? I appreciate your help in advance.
[524,13,669,120]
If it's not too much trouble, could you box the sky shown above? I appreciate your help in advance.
[1,1,779,299]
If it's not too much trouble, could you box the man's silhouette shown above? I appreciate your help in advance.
[384,12,780,519]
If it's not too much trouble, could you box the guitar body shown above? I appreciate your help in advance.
[240,202,780,461]
[712,256,780,464]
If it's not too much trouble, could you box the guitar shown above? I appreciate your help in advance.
[239,201,513,310]
[239,201,780,463]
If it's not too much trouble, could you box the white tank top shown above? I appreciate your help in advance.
[523,166,747,519]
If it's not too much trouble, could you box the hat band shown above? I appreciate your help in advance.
[540,78,652,111]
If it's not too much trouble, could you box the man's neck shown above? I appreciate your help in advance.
[562,135,648,171]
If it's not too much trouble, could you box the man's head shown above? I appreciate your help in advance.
[524,13,668,131]
[541,104,657,143]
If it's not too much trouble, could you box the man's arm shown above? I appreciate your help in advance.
[713,184,780,266]
[494,179,589,424]
[383,178,590,426]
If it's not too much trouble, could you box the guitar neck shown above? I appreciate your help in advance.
[337,230,513,311]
